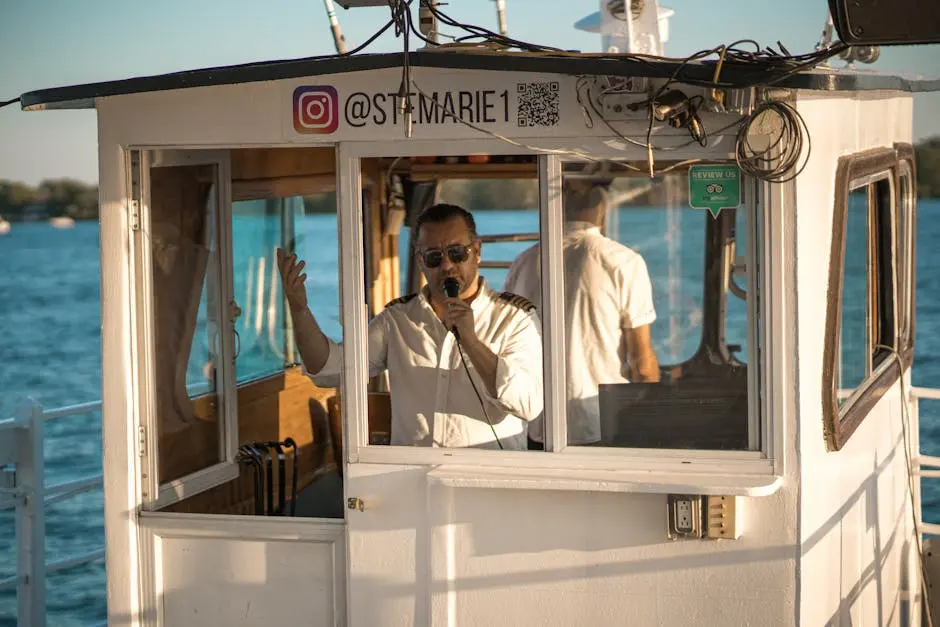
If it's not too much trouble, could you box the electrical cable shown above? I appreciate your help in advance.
[418,0,564,53]
[734,100,810,183]
[0,98,21,110]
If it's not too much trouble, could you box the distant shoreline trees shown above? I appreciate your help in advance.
[3,136,939,222]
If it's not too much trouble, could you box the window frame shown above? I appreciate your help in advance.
[896,142,917,365]
[822,147,903,451]
[130,148,240,510]
[553,157,764,456]
[337,138,786,491]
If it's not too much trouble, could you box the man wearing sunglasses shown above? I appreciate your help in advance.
[504,180,660,449]
[277,203,544,450]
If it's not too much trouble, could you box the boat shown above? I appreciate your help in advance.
[3,0,940,625]
[0,216,9,235]
[49,216,75,229]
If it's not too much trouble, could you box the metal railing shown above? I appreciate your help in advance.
[0,398,105,627]
[914,387,940,538]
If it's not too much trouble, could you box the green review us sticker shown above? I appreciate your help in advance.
[688,164,741,218]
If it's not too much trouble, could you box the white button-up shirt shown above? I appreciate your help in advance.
[504,221,656,444]
[307,278,543,450]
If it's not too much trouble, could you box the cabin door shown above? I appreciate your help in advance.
[344,460,442,627]
[130,148,347,627]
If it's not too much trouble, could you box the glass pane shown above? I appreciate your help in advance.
[232,196,306,383]
[840,187,870,397]
[149,163,224,484]
[558,161,753,450]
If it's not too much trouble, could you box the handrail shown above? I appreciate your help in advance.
[45,474,103,506]
[46,548,106,575]
[0,573,23,593]
[478,232,539,243]
[912,386,940,401]
[914,387,940,538]
[0,398,104,627]
[40,400,101,421]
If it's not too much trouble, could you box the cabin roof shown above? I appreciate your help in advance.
[19,50,940,111]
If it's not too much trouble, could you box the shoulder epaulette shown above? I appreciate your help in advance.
[497,291,536,313]
[385,293,418,309]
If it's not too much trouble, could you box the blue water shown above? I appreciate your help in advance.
[1,201,939,625]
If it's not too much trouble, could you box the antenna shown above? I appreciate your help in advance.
[322,0,348,53]
[575,2,674,55]
[419,0,440,44]
[494,0,508,37]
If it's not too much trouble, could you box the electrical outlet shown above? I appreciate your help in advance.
[667,494,703,539]
[705,495,742,539]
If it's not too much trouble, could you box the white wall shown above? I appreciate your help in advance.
[795,91,919,626]
[346,464,800,627]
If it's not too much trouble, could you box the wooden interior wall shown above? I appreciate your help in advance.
[162,367,337,515]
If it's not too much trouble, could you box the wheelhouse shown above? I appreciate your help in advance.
[15,47,939,625]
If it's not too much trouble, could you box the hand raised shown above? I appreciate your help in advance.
[276,248,308,312]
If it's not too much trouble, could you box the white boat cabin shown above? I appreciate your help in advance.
[16,41,939,626]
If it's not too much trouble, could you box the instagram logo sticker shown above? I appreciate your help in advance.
[293,86,339,134]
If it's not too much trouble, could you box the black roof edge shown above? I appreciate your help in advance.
[20,50,940,110]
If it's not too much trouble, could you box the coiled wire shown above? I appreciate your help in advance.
[734,100,811,183]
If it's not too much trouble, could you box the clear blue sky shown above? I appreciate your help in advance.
[1,0,938,185]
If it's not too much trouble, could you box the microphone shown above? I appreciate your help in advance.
[442,277,461,340]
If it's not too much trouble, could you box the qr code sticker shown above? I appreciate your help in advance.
[517,81,560,127]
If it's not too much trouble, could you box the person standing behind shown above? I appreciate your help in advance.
[503,181,660,448]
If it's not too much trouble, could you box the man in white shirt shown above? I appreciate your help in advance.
[277,203,544,450]
[503,181,660,448]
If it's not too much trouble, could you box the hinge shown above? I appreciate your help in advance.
[130,199,140,232]
[138,424,147,459]
[129,150,141,232]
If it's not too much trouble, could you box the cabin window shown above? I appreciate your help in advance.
[345,153,546,452]
[823,148,902,450]
[137,147,350,518]
[550,160,759,451]
[839,176,895,401]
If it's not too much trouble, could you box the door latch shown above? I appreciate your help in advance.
[347,497,364,512]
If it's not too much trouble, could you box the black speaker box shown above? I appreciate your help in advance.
[830,0,940,45]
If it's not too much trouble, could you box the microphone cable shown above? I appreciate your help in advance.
[443,278,504,450]
[455,337,504,450]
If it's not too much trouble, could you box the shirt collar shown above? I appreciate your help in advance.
[419,276,493,314]
[564,220,601,235]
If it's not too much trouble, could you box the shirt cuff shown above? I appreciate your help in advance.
[489,355,542,422]
[301,338,343,388]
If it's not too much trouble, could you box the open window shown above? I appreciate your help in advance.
[134,150,239,509]
[319,151,546,453]
[823,148,903,450]
[135,147,349,519]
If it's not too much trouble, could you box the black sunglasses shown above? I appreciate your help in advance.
[419,243,474,269]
